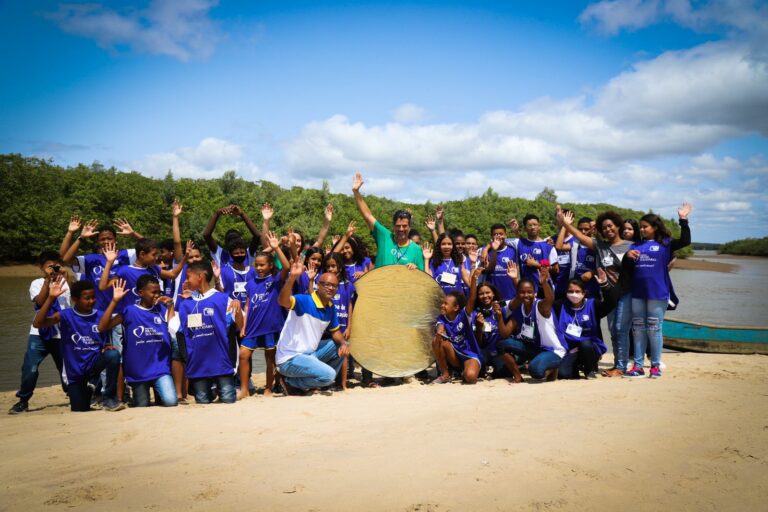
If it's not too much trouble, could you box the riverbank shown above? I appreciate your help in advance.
[1,352,767,511]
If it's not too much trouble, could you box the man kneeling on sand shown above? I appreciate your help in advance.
[275,259,349,395]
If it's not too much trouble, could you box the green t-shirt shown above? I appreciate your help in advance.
[371,220,425,270]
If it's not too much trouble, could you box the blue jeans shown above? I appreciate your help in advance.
[16,334,66,401]
[606,292,632,371]
[631,298,667,368]
[131,374,178,407]
[189,375,236,404]
[67,349,121,412]
[498,338,561,380]
[277,339,344,391]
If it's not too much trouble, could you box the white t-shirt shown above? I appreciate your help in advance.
[28,278,72,338]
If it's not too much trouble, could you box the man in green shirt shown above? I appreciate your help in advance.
[352,172,425,271]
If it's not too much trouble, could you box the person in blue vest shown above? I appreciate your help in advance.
[274,259,350,395]
[173,261,244,404]
[556,268,618,379]
[32,276,124,412]
[98,275,177,407]
[623,203,692,379]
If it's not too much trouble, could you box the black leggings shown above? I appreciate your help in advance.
[559,339,600,379]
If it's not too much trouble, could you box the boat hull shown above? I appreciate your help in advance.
[663,319,768,355]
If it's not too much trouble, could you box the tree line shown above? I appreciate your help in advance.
[0,153,691,263]
[719,237,768,257]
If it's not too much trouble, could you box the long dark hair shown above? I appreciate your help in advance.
[321,252,348,283]
[623,219,641,243]
[640,213,671,243]
[431,233,463,269]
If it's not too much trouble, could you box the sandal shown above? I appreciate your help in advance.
[432,375,451,385]
[601,368,624,377]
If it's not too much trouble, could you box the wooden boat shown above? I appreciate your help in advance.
[663,318,768,354]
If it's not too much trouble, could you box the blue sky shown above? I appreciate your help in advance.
[1,0,766,243]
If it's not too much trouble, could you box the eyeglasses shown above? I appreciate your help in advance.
[318,282,338,289]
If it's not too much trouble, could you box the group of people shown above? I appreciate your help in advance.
[8,172,692,414]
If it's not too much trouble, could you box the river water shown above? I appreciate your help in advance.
[1,251,766,392]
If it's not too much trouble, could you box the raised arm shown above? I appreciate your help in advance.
[278,259,303,308]
[114,218,143,241]
[59,215,81,259]
[171,199,184,263]
[425,215,439,243]
[202,206,230,253]
[558,207,594,250]
[260,203,273,249]
[61,218,99,264]
[98,279,127,332]
[160,241,191,280]
[465,267,482,314]
[435,204,446,235]
[266,231,291,277]
[32,275,65,329]
[352,172,377,231]
[312,204,333,248]
[230,205,262,253]
[421,243,433,276]
[536,267,554,318]
[671,202,693,252]
[99,241,119,291]
[331,221,356,254]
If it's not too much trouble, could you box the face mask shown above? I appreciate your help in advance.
[232,254,246,264]
[566,292,584,304]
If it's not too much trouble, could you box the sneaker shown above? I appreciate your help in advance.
[103,399,127,412]
[8,400,28,415]
[624,366,645,378]
[585,371,598,380]
[649,366,662,379]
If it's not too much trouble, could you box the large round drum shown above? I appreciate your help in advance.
[349,265,444,377]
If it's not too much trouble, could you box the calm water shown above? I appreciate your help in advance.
[1,252,766,392]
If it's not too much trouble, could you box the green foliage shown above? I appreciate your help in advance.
[719,237,768,257]
[0,153,689,262]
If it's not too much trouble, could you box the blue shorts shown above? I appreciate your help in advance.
[171,336,183,361]
[241,332,278,351]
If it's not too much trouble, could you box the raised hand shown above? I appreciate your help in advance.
[506,261,519,280]
[332,235,341,247]
[103,241,118,263]
[678,202,693,220]
[81,219,99,238]
[435,204,444,221]
[172,199,183,218]
[229,204,243,216]
[67,215,82,233]
[218,205,233,216]
[468,250,478,264]
[306,260,319,281]
[113,218,136,237]
[539,266,550,283]
[561,210,574,227]
[345,220,356,237]
[596,267,608,285]
[289,258,304,279]
[352,172,364,192]
[425,215,436,231]
[185,240,195,257]
[211,260,221,280]
[490,238,502,251]
[471,267,483,281]
[261,203,273,221]
[422,242,433,260]
[507,218,519,233]
[111,278,128,302]
[324,203,334,222]
[266,231,280,250]
[49,274,67,298]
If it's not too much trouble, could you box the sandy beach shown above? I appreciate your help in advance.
[1,352,766,512]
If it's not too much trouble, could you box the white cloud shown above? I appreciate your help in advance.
[138,137,260,178]
[714,201,752,211]
[392,103,426,124]
[46,0,221,61]
[579,0,768,39]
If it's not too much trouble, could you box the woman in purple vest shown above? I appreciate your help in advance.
[622,203,692,378]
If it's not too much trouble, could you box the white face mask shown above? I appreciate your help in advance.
[566,292,584,304]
